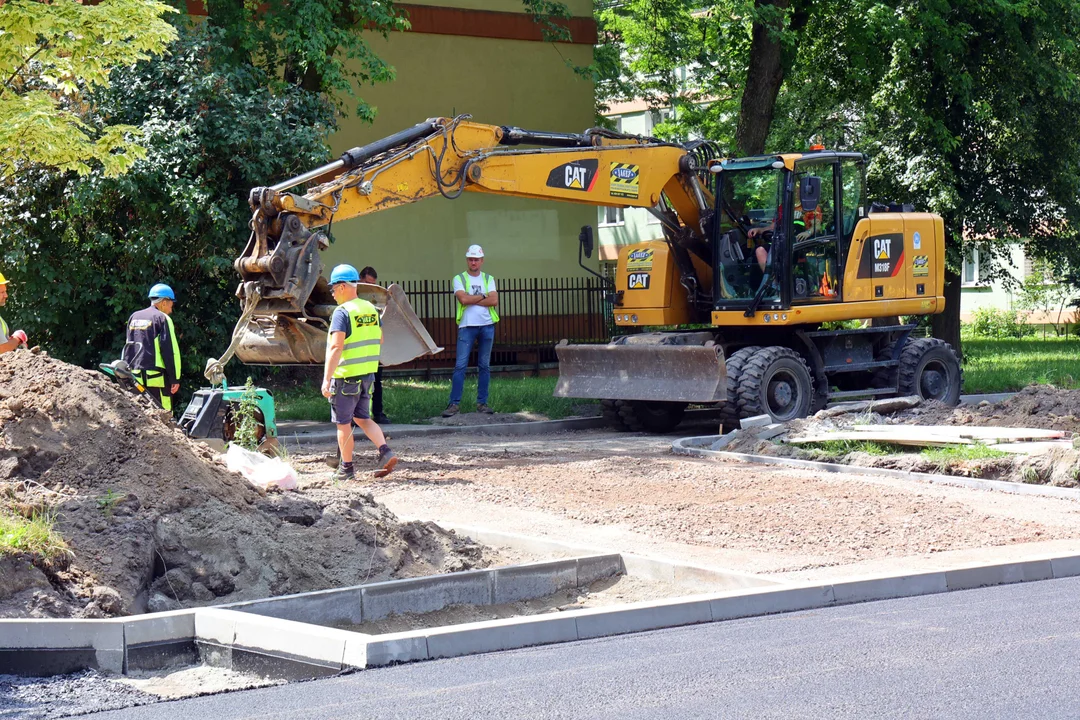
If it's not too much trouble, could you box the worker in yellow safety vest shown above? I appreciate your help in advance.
[0,272,29,355]
[122,283,181,412]
[321,264,398,481]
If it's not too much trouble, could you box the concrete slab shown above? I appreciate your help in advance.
[347,632,428,668]
[831,571,948,604]
[425,614,579,659]
[574,596,713,640]
[1049,555,1080,578]
[230,613,351,669]
[225,587,363,626]
[361,571,492,621]
[575,554,624,586]
[0,619,124,674]
[493,560,577,604]
[710,584,834,620]
[123,610,195,646]
[945,560,1054,591]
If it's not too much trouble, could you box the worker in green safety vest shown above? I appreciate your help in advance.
[122,283,181,412]
[321,264,398,481]
[0,271,29,355]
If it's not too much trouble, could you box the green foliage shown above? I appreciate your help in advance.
[275,376,598,424]
[96,489,120,519]
[919,444,1009,465]
[819,319,864,331]
[960,336,1080,392]
[0,507,71,562]
[969,308,1032,339]
[232,378,263,451]
[800,439,902,457]
[1016,260,1075,336]
[0,22,335,388]
[203,0,407,119]
[0,0,178,178]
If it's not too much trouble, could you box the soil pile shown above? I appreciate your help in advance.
[0,352,489,619]
[899,385,1080,433]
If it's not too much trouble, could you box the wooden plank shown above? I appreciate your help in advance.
[848,425,1068,441]
[988,441,1075,456]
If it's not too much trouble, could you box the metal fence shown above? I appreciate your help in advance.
[386,276,614,375]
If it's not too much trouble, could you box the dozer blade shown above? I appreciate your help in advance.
[554,342,727,403]
[234,283,442,367]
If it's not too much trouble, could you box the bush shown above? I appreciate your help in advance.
[0,22,336,392]
[969,307,1033,338]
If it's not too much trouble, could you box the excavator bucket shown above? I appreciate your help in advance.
[554,341,727,403]
[234,283,441,366]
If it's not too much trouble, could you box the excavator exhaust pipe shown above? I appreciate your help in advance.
[554,340,727,403]
[235,284,441,366]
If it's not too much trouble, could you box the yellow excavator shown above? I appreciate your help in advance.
[209,114,961,432]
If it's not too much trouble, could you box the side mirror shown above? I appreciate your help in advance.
[800,176,821,213]
[579,225,594,259]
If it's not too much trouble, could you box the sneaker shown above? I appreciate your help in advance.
[332,465,355,482]
[373,413,391,425]
[374,449,398,478]
[441,404,459,418]
[477,403,494,414]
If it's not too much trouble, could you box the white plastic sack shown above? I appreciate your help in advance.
[225,443,298,491]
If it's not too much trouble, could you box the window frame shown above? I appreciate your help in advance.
[599,205,626,227]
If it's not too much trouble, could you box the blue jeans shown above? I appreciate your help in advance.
[449,324,495,405]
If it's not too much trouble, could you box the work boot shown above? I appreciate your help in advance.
[374,413,391,425]
[477,403,494,414]
[333,462,355,482]
[441,404,459,418]
[374,448,398,478]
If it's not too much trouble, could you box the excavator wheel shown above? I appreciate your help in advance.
[897,338,962,405]
[718,346,760,432]
[601,399,630,431]
[737,346,814,423]
[618,401,688,433]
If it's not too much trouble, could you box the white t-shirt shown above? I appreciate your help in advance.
[453,272,496,328]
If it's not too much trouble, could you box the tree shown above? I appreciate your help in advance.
[0,0,177,178]
[0,23,336,386]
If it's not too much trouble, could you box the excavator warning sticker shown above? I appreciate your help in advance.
[626,249,654,271]
[546,159,599,192]
[628,272,650,290]
[609,163,640,199]
[912,255,929,277]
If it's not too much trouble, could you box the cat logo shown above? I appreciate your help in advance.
[628,272,650,290]
[875,237,892,260]
[546,159,599,192]
[609,162,640,199]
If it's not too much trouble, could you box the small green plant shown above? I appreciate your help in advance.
[1021,466,1043,484]
[969,307,1033,339]
[232,378,262,451]
[806,440,902,457]
[96,489,121,518]
[0,508,72,562]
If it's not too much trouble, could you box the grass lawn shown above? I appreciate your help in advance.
[0,509,70,562]
[961,335,1080,393]
[274,375,597,424]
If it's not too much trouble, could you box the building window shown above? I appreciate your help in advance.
[962,248,982,286]
[600,206,625,226]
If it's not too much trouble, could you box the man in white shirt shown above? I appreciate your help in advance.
[443,245,499,417]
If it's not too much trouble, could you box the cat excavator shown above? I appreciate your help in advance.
[208,114,961,433]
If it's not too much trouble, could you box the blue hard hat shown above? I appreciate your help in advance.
[329,264,360,284]
[148,283,175,300]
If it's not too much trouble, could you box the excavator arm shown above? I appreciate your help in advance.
[212,115,719,378]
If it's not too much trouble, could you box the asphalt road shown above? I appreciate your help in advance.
[80,576,1080,719]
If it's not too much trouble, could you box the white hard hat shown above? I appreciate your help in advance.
[465,244,485,258]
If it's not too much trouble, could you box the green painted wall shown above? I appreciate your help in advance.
[320,25,596,282]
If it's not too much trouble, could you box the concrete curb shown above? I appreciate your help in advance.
[7,550,1080,680]
[671,436,1080,502]
[440,524,777,592]
[277,409,724,443]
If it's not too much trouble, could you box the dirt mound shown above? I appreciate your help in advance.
[901,385,1080,433]
[0,352,490,619]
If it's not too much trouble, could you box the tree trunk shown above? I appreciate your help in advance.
[734,0,790,157]
[932,268,963,359]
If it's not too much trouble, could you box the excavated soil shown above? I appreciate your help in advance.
[721,386,1080,486]
[0,353,495,619]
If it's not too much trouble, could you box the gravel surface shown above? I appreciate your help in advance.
[0,670,157,718]
[285,429,1080,577]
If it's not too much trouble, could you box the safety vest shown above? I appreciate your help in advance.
[331,297,381,379]
[454,272,499,325]
[147,314,181,390]
[0,315,7,342]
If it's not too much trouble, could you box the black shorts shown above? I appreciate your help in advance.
[329,375,374,425]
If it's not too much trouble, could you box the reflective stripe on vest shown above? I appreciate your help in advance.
[0,315,7,342]
[332,297,381,378]
[454,272,499,324]
[150,314,181,388]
